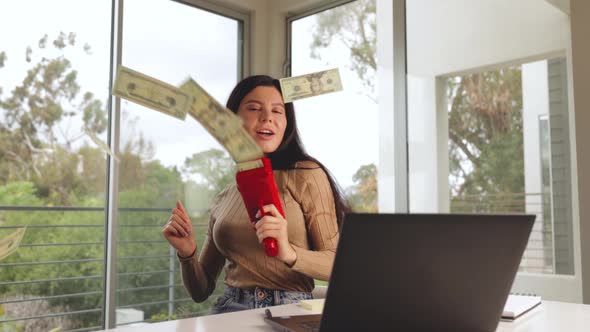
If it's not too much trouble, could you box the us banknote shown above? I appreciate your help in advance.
[0,227,27,261]
[179,78,263,163]
[113,66,190,120]
[82,127,119,162]
[279,68,343,103]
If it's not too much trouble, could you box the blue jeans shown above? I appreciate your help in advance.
[211,286,313,315]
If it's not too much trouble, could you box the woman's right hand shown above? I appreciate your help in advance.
[162,200,197,258]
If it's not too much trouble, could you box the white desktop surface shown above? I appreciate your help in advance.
[102,300,590,332]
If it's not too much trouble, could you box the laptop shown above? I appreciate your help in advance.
[265,213,535,332]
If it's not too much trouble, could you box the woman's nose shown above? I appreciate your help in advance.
[259,108,273,122]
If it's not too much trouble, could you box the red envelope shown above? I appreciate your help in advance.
[236,157,285,257]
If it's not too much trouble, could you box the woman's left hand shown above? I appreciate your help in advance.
[254,204,297,265]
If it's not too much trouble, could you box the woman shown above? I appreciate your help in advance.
[162,75,349,314]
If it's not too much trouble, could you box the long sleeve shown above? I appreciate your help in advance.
[176,163,340,294]
[289,164,339,281]
[178,196,226,302]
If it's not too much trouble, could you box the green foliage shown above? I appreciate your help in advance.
[182,149,235,194]
[311,0,376,95]
[0,182,104,330]
[448,68,525,212]
[150,311,177,322]
[0,33,233,329]
[0,33,107,205]
[346,164,377,212]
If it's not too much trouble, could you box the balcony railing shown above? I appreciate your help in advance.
[1,193,556,330]
[451,192,555,274]
[0,206,223,332]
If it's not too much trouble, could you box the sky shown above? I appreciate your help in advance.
[0,0,378,189]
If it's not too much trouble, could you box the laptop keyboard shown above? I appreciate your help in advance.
[298,321,321,332]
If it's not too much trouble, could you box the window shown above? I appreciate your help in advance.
[291,0,580,302]
[0,0,245,329]
[0,1,111,330]
[115,0,242,325]
[290,0,381,213]
[406,0,578,300]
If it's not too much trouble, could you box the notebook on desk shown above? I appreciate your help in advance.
[264,213,535,332]
[502,294,542,320]
[270,294,542,324]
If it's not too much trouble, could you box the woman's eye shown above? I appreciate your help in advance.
[272,109,283,114]
[247,107,260,112]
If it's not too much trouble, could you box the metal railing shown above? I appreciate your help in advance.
[451,192,555,273]
[0,206,221,332]
[0,193,556,330]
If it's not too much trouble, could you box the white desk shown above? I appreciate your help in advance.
[101,300,590,332]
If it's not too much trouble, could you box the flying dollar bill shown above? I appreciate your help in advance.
[0,227,27,261]
[82,127,120,162]
[279,68,343,103]
[179,78,263,163]
[113,66,190,120]
[236,159,264,172]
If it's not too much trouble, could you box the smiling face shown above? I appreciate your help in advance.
[237,86,287,154]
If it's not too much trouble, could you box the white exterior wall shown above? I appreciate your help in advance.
[522,60,551,272]
[406,0,570,77]
[522,61,549,208]
[407,75,438,212]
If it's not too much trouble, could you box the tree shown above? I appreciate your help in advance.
[0,33,234,329]
[447,69,525,212]
[311,0,376,98]
[346,163,377,212]
[182,148,234,195]
[0,32,107,205]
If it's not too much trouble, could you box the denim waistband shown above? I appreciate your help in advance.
[224,286,312,308]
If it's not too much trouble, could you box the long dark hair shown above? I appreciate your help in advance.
[226,75,350,228]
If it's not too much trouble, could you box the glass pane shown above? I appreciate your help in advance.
[407,1,574,275]
[291,0,380,213]
[0,1,111,330]
[118,0,240,325]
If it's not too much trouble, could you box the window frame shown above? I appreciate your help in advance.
[286,0,409,212]
[434,54,582,301]
[105,0,250,328]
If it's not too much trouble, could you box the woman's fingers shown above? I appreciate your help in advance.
[256,204,281,219]
[173,207,190,225]
[162,223,179,237]
[166,218,188,237]
[171,211,191,234]
[177,200,189,216]
[173,200,191,221]
[254,215,282,230]
[256,221,281,233]
[255,218,283,242]
[256,229,281,243]
[252,205,290,246]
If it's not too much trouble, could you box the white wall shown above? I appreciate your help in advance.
[522,61,549,204]
[522,60,550,272]
[407,75,439,212]
[406,0,570,77]
[211,0,340,77]
[208,0,271,74]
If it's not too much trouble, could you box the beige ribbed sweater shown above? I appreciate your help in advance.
[178,160,339,302]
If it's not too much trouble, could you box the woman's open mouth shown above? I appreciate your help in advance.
[256,129,275,140]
